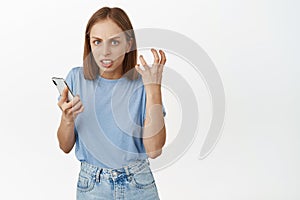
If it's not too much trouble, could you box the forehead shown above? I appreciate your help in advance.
[90,19,125,39]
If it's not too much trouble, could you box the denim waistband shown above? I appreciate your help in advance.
[80,159,150,181]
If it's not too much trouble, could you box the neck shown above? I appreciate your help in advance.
[99,71,123,79]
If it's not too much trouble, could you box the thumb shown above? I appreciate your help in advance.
[60,87,68,102]
[135,64,142,75]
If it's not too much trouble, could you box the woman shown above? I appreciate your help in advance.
[56,7,167,200]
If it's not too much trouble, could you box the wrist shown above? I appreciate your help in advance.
[145,84,161,94]
[61,115,74,125]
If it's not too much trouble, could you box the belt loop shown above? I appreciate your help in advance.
[124,166,130,176]
[96,168,102,183]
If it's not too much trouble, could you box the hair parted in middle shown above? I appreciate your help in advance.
[83,7,138,80]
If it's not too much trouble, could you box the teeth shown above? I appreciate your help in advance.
[102,60,112,64]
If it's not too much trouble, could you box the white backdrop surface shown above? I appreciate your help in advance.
[0,0,299,199]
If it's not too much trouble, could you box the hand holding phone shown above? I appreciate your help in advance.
[52,77,84,121]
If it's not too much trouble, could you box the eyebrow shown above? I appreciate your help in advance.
[91,36,121,40]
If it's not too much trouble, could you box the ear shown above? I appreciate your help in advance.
[126,38,133,53]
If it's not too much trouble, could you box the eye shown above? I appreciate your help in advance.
[93,40,101,45]
[111,40,119,46]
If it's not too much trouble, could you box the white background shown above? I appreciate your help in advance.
[0,0,299,199]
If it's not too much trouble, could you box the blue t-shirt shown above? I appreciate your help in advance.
[63,67,166,168]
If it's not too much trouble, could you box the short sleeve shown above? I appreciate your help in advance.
[65,68,75,93]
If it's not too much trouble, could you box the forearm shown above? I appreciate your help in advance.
[143,85,166,158]
[57,115,76,153]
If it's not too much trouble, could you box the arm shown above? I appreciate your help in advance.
[135,48,167,159]
[57,87,84,153]
[143,85,166,159]
[57,115,76,154]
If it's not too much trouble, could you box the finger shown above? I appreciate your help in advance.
[60,101,73,112]
[135,64,143,75]
[139,55,150,70]
[151,48,160,65]
[58,87,68,105]
[159,50,167,65]
[66,108,74,116]
[71,95,80,106]
[62,87,69,99]
[71,101,82,112]
[72,105,84,117]
[74,105,84,115]
[60,95,80,112]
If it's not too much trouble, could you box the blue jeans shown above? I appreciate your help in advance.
[76,159,160,200]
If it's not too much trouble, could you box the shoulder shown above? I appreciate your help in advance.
[68,66,83,76]
[66,66,84,80]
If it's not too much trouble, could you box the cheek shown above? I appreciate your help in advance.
[90,47,100,56]
[112,43,127,54]
[113,55,125,65]
[112,48,126,57]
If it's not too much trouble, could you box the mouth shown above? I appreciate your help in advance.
[100,59,114,68]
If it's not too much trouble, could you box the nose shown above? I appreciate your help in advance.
[101,42,111,56]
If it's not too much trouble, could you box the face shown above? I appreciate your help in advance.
[89,19,132,79]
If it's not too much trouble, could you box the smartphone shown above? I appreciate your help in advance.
[52,77,74,102]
